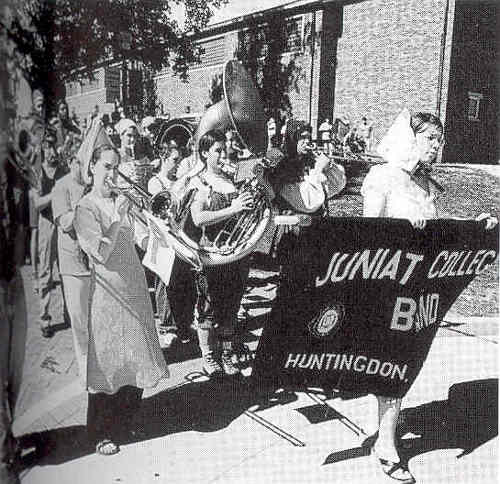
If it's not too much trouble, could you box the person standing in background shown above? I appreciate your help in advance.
[318,118,333,155]
[358,116,373,152]
[52,149,90,385]
[20,90,46,292]
[115,118,153,190]
[147,145,190,346]
[32,127,68,337]
[52,100,81,150]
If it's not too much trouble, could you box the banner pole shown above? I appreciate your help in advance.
[243,410,306,447]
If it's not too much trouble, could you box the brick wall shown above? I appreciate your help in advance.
[154,16,321,135]
[155,63,224,117]
[66,68,115,123]
[444,0,499,164]
[333,0,447,146]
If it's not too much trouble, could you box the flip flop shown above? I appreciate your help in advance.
[95,439,119,456]
[41,327,54,338]
[376,456,415,483]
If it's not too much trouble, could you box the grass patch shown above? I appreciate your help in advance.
[327,163,499,317]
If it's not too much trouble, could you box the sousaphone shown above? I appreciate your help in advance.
[152,60,273,268]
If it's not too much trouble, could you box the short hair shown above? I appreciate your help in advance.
[198,129,226,161]
[410,112,443,136]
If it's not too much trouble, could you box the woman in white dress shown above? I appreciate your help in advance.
[74,124,168,456]
[361,108,496,483]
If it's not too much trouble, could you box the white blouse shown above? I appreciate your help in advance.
[361,164,438,220]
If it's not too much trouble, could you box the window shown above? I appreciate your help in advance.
[467,92,483,121]
[105,66,121,103]
[66,81,80,97]
[81,76,100,93]
[197,36,225,67]
[284,16,303,52]
[237,15,304,59]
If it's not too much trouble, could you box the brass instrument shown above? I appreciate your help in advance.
[7,122,43,188]
[304,142,385,199]
[6,145,40,188]
[303,142,347,199]
[156,60,273,268]
[107,170,177,225]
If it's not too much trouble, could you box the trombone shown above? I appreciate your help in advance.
[107,169,177,225]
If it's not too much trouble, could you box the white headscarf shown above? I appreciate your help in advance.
[76,121,114,185]
[115,118,138,137]
[377,107,419,171]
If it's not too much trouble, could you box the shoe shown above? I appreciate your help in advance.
[372,449,415,483]
[41,326,54,338]
[159,332,178,349]
[202,352,223,376]
[95,439,120,456]
[233,341,252,364]
[221,350,240,376]
[178,330,192,344]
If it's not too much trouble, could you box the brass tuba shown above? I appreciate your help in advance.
[8,117,43,188]
[152,60,273,268]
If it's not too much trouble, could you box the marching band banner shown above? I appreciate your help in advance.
[252,218,498,398]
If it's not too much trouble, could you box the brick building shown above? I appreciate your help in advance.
[66,0,499,163]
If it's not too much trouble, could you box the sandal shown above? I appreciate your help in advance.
[41,327,54,338]
[95,439,119,456]
[375,456,415,483]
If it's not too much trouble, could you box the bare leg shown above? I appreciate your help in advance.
[375,395,401,462]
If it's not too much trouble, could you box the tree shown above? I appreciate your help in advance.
[207,72,223,107]
[236,15,301,125]
[0,0,226,112]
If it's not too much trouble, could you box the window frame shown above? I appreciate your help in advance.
[237,14,305,61]
[467,91,483,122]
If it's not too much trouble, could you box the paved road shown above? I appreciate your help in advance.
[12,264,498,484]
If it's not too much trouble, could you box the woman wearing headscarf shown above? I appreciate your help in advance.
[361,108,497,483]
[73,123,168,456]
[115,118,154,190]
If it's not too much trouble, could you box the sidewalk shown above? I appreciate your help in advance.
[12,268,498,484]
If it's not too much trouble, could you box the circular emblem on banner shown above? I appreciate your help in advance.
[308,303,345,338]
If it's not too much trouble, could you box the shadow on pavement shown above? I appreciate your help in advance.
[323,378,498,466]
[17,377,298,469]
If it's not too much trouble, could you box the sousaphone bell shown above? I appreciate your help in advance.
[155,60,274,268]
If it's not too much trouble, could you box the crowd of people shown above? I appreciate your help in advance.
[1,84,497,484]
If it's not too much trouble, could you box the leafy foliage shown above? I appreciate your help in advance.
[1,0,226,105]
[235,15,301,122]
[207,72,223,107]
